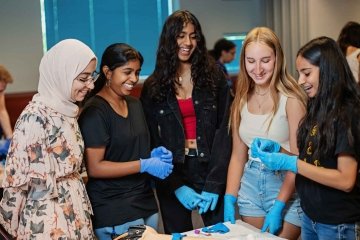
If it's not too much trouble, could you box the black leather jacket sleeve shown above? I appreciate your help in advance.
[203,76,232,194]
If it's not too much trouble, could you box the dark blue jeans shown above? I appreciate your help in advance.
[302,213,360,240]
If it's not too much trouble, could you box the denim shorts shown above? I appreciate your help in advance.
[238,159,303,227]
[302,213,360,240]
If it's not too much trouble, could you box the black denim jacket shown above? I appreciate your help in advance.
[140,76,232,194]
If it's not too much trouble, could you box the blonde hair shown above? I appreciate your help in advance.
[0,65,14,83]
[230,27,307,131]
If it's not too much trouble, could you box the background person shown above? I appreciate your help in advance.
[337,21,360,83]
[224,27,307,240]
[0,65,14,140]
[78,43,173,240]
[140,10,232,234]
[209,38,237,93]
[0,39,97,239]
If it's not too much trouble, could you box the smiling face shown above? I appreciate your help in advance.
[245,42,276,86]
[71,58,96,102]
[106,59,141,97]
[177,23,197,63]
[296,55,320,98]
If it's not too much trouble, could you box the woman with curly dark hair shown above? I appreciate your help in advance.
[140,10,232,233]
[252,36,360,239]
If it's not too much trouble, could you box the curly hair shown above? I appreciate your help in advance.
[0,65,14,83]
[147,10,218,102]
[230,27,307,131]
[297,36,360,160]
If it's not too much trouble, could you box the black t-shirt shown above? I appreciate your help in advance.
[296,120,360,224]
[78,95,157,228]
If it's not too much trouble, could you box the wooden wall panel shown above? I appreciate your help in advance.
[5,84,144,129]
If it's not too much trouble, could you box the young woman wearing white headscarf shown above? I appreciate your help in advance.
[0,39,97,239]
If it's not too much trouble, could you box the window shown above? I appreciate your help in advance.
[40,0,173,77]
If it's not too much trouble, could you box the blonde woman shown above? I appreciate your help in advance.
[224,27,307,240]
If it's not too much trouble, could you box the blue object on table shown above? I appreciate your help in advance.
[172,233,186,240]
[202,222,230,234]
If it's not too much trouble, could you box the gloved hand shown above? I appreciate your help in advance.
[202,223,230,234]
[224,194,237,224]
[151,146,173,163]
[198,191,219,214]
[257,150,298,173]
[261,199,286,235]
[174,186,206,210]
[251,138,281,159]
[140,157,173,179]
[0,139,11,156]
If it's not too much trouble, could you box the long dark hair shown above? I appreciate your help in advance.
[297,36,360,160]
[147,10,218,102]
[86,43,143,100]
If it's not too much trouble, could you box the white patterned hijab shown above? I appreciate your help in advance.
[33,39,96,117]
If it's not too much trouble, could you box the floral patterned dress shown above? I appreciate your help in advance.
[0,101,94,239]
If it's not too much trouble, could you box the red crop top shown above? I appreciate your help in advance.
[177,98,197,139]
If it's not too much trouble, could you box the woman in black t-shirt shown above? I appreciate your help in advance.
[78,43,173,240]
[251,37,360,240]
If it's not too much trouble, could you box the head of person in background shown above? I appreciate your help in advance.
[0,65,14,93]
[337,21,360,83]
[209,38,236,91]
[0,65,14,141]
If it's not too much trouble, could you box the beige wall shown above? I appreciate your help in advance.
[0,0,42,93]
[307,0,360,40]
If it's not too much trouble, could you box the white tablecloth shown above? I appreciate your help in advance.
[183,220,286,240]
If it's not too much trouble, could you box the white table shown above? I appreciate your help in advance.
[183,220,286,240]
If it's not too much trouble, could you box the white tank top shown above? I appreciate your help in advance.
[346,48,360,83]
[239,94,290,160]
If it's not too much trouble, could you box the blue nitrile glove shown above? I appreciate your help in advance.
[174,186,207,210]
[140,157,173,179]
[0,139,11,155]
[261,199,286,235]
[198,191,219,214]
[257,150,298,173]
[202,223,230,234]
[224,194,237,224]
[251,138,281,159]
[151,146,173,163]
[172,233,186,240]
